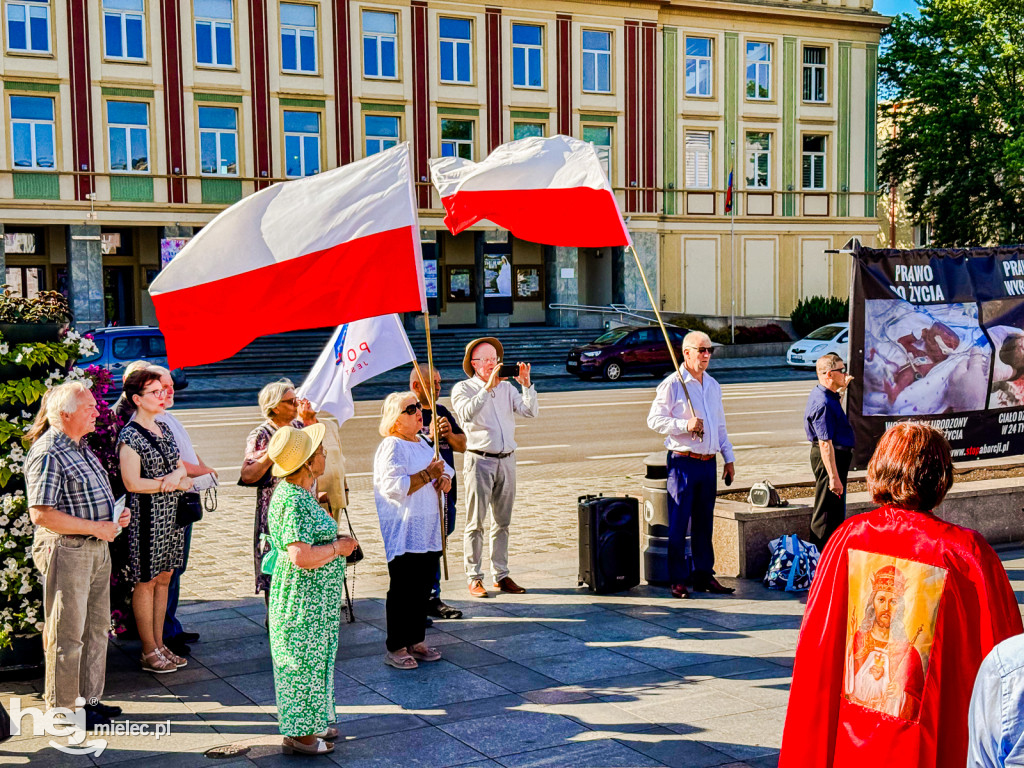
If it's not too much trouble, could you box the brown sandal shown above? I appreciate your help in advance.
[159,646,188,668]
[383,652,418,670]
[141,649,177,674]
[408,645,442,662]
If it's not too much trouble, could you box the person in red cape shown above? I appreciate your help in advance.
[780,423,1023,768]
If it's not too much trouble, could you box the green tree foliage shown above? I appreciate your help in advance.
[878,0,1024,246]
[791,296,850,338]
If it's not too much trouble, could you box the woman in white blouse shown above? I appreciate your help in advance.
[373,391,454,670]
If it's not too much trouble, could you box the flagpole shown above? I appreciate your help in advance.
[422,310,449,580]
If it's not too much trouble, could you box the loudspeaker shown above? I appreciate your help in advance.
[578,495,640,594]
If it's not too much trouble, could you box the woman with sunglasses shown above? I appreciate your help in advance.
[240,379,318,610]
[373,391,453,669]
[118,369,193,673]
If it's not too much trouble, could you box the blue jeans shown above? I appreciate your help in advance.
[163,522,192,640]
[430,501,457,600]
[666,452,717,584]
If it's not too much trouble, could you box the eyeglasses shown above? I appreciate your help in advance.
[686,346,714,355]
[142,387,168,398]
[402,402,423,416]
[471,357,498,364]
[278,397,298,406]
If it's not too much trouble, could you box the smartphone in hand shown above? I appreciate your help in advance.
[498,363,520,378]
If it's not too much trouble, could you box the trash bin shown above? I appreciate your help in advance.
[641,452,670,585]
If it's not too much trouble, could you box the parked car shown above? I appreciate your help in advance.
[566,325,688,381]
[786,322,849,369]
[77,326,188,391]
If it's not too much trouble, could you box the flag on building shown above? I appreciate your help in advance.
[298,314,416,424]
[428,135,631,248]
[725,169,734,214]
[149,144,425,369]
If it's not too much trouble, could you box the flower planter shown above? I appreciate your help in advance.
[0,632,43,682]
[0,322,64,345]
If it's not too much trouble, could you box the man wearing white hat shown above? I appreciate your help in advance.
[451,337,538,598]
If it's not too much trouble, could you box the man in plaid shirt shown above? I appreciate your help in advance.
[25,381,130,729]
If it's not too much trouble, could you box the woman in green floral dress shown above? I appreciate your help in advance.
[266,424,358,757]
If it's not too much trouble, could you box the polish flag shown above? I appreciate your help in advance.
[428,134,631,248]
[149,144,425,369]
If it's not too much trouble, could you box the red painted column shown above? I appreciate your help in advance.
[248,0,272,188]
[555,14,571,136]
[332,0,353,166]
[160,0,187,202]
[624,21,638,213]
[411,0,430,208]
[643,21,656,212]
[66,0,95,200]
[485,7,502,152]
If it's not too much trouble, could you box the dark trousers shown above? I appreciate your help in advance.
[430,504,457,600]
[666,452,718,585]
[386,551,440,652]
[809,443,852,551]
[163,522,192,640]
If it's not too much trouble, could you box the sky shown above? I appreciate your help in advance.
[874,0,920,17]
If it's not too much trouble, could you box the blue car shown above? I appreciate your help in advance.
[76,326,187,391]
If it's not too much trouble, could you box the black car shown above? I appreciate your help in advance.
[566,325,688,381]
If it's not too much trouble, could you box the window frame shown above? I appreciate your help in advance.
[198,105,239,176]
[440,117,474,160]
[438,16,473,85]
[106,99,151,175]
[802,45,827,104]
[581,124,613,182]
[361,8,398,80]
[364,113,400,157]
[801,134,827,191]
[581,28,612,94]
[102,0,146,62]
[684,130,713,190]
[745,40,772,101]
[744,130,771,189]
[5,0,51,54]
[511,23,543,90]
[194,0,235,69]
[684,36,712,99]
[10,94,56,171]
[282,109,322,178]
[280,1,318,75]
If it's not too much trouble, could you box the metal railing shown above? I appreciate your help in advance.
[547,303,659,327]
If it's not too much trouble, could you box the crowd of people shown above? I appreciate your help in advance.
[19,331,1024,765]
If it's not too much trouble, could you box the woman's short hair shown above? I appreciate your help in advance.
[867,423,954,511]
[258,378,295,418]
[379,391,416,437]
[123,369,163,416]
[44,381,90,430]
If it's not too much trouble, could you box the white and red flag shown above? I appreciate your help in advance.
[428,134,631,248]
[149,144,425,369]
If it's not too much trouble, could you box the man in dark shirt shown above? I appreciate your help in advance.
[804,352,855,550]
[411,364,467,620]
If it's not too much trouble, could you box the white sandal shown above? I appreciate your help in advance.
[282,736,334,755]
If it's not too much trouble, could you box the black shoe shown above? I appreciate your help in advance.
[165,638,192,657]
[694,576,736,595]
[427,599,464,620]
[424,616,433,629]
[85,702,122,719]
[175,631,200,644]
[83,709,111,730]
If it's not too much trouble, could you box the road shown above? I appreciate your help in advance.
[174,376,819,492]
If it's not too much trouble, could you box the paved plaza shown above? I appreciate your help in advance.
[5,481,1024,767]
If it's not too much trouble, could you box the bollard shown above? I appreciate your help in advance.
[641,452,670,585]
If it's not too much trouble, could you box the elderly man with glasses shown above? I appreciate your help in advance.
[805,352,856,550]
[647,330,735,599]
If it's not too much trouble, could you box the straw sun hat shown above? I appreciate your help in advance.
[462,337,504,377]
[268,423,326,477]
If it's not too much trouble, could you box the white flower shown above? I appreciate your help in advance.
[13,354,22,364]
[34,621,43,632]
[18,582,30,595]
[0,343,8,355]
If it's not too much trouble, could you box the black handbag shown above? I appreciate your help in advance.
[128,422,204,528]
[236,466,272,488]
[0,697,11,743]
[338,506,364,564]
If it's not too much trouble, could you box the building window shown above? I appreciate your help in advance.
[439,17,471,84]
[745,131,770,188]
[803,46,826,102]
[199,106,237,175]
[195,0,233,67]
[284,110,320,177]
[582,30,611,93]
[513,122,544,140]
[512,24,542,89]
[103,0,144,61]
[440,119,473,159]
[745,42,771,100]
[365,114,399,156]
[11,95,54,169]
[582,125,612,180]
[281,3,316,73]
[684,131,712,189]
[107,101,149,173]
[802,135,826,190]
[685,37,712,98]
[362,9,397,79]
[6,0,50,53]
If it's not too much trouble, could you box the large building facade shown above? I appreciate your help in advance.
[0,0,886,330]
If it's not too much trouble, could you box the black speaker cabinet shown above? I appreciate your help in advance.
[578,494,640,594]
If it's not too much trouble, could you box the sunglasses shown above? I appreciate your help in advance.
[402,402,423,416]
[686,346,715,355]
[832,367,847,374]
[278,397,298,406]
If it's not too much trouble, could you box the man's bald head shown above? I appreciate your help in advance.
[410,363,442,405]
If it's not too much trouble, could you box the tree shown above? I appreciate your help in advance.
[879,0,1024,246]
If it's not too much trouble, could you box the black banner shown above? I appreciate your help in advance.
[849,246,1024,468]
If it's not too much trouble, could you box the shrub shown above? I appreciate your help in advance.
[791,296,849,338]
[733,324,791,344]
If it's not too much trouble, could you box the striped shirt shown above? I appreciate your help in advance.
[24,429,115,522]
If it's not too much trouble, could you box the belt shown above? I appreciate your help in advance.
[468,449,514,460]
[61,534,101,541]
[671,450,716,461]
